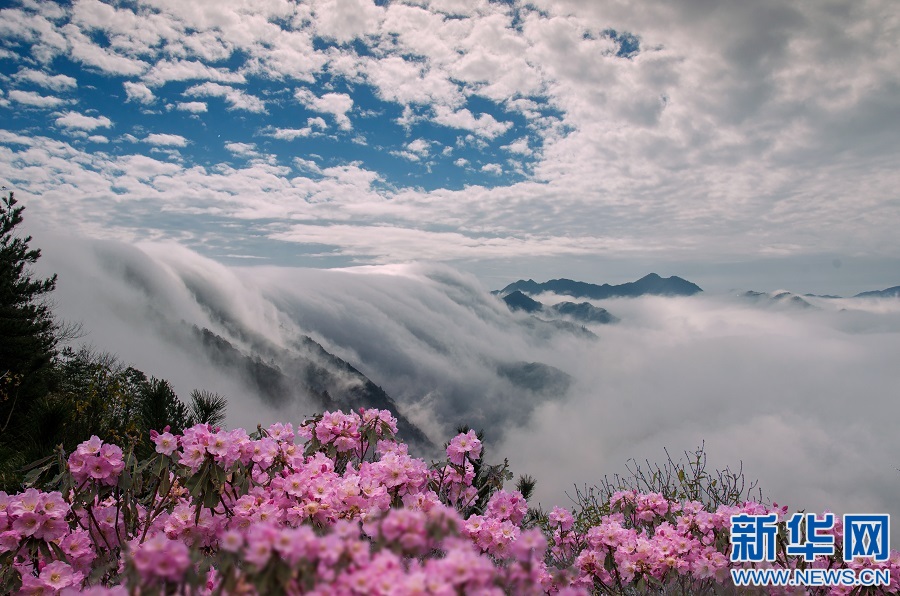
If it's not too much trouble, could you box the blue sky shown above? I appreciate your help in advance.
[1,0,899,294]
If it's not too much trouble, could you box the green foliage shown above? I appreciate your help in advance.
[0,190,59,435]
[188,389,227,427]
[0,344,225,488]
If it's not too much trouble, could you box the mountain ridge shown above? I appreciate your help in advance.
[497,273,703,299]
[190,325,434,451]
[854,285,900,298]
[501,291,619,325]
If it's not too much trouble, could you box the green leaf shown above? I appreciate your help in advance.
[203,486,220,510]
[19,453,56,473]
[117,466,133,491]
[48,541,68,562]
[22,460,55,487]
[88,552,119,584]
[159,468,171,496]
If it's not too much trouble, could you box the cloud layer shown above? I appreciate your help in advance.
[0,0,898,292]
[35,236,900,538]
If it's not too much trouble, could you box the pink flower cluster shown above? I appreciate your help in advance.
[19,560,83,594]
[0,409,896,595]
[130,533,191,583]
[1,489,70,547]
[554,490,900,594]
[446,429,481,465]
[0,490,85,593]
[464,490,529,558]
[66,437,124,486]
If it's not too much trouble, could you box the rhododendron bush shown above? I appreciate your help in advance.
[1,409,897,595]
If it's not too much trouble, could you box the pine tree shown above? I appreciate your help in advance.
[0,191,59,433]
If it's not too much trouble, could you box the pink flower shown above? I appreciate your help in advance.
[446,430,481,466]
[244,523,278,568]
[220,529,244,553]
[0,530,20,553]
[68,437,125,485]
[486,490,528,525]
[152,431,178,456]
[77,436,103,456]
[12,512,42,537]
[18,573,50,595]
[267,422,295,443]
[131,534,190,582]
[548,506,575,532]
[9,488,43,516]
[40,560,83,591]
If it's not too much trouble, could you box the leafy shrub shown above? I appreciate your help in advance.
[1,413,897,595]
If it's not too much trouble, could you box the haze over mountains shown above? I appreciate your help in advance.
[854,285,900,299]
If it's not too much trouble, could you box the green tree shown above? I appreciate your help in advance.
[188,389,227,427]
[0,190,59,435]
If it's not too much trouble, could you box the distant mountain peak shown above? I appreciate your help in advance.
[854,285,900,298]
[739,290,814,309]
[500,291,618,325]
[497,274,702,300]
[502,290,543,313]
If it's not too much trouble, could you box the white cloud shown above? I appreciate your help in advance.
[62,23,148,76]
[392,138,432,162]
[311,0,384,43]
[55,111,113,130]
[34,238,900,547]
[481,163,502,175]
[175,101,208,113]
[432,106,512,139]
[123,81,155,104]
[7,90,68,108]
[145,133,188,147]
[502,137,532,155]
[87,135,109,143]
[270,224,616,262]
[0,0,897,291]
[184,82,266,113]
[406,138,431,156]
[392,151,421,162]
[112,154,183,180]
[225,142,259,157]
[14,68,77,91]
[0,9,68,63]
[143,60,246,87]
[361,55,464,108]
[294,89,354,130]
[266,127,312,141]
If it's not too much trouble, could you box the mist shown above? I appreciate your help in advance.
[34,232,900,536]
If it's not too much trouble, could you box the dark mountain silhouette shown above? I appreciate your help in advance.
[502,291,617,325]
[498,273,702,299]
[502,290,542,312]
[191,326,433,451]
[549,301,619,324]
[739,290,814,309]
[497,361,571,396]
[854,285,900,298]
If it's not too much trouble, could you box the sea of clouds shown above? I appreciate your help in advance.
[35,234,900,539]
